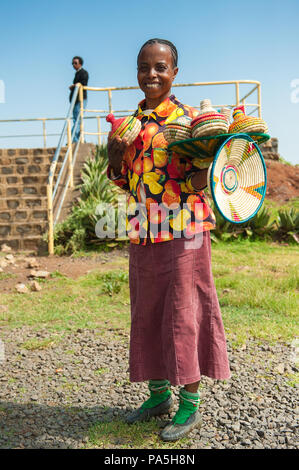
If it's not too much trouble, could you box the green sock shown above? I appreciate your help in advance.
[140,380,171,410]
[172,388,200,424]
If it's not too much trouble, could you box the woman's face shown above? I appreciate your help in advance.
[137,43,178,108]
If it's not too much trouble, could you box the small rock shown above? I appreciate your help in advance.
[1,244,12,253]
[231,423,241,432]
[26,258,41,269]
[29,270,50,279]
[5,254,15,263]
[274,363,285,374]
[0,260,8,269]
[29,280,42,292]
[15,283,29,294]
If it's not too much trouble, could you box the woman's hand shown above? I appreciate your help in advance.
[191,169,208,191]
[107,135,129,176]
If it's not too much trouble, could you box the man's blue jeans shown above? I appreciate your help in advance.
[72,99,87,143]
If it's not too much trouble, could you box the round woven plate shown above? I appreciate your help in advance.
[207,134,267,224]
[168,133,270,161]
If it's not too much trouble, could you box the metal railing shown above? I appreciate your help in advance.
[78,80,262,144]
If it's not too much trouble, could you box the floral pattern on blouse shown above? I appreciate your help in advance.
[107,95,216,245]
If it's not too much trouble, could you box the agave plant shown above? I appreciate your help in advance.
[246,206,275,239]
[79,144,119,205]
[276,208,299,243]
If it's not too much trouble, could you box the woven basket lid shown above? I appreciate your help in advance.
[208,134,267,224]
[165,115,192,129]
[106,113,141,143]
[228,106,268,134]
[191,100,228,128]
[220,107,231,123]
[198,99,216,114]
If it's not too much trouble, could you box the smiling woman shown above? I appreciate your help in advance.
[106,38,230,443]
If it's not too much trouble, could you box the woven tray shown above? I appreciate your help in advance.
[207,134,267,224]
[168,132,270,164]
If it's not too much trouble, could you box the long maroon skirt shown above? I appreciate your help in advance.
[128,231,231,385]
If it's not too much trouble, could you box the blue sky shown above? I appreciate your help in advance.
[1,0,298,164]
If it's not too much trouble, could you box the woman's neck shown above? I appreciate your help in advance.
[144,92,171,110]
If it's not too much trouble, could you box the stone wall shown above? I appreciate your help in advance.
[259,137,279,161]
[0,147,64,252]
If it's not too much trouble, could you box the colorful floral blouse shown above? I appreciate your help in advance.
[107,95,216,245]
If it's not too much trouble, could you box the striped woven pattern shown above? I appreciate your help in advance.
[191,100,229,138]
[229,107,268,135]
[111,115,141,144]
[208,134,267,224]
[163,115,192,143]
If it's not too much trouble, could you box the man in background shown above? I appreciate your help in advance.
[69,56,89,142]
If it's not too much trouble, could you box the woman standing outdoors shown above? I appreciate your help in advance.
[107,38,230,442]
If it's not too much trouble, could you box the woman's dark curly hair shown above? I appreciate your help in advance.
[137,39,178,68]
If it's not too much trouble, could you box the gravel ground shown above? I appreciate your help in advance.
[0,326,298,449]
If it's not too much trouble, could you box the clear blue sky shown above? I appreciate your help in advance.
[1,0,298,164]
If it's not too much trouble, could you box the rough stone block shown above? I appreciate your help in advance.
[15,211,27,220]
[23,176,38,185]
[25,198,42,208]
[17,166,25,174]
[7,200,20,209]
[33,210,47,219]
[0,225,11,236]
[0,212,11,221]
[23,187,37,195]
[6,187,19,196]
[16,157,29,165]
[6,176,18,184]
[28,165,41,173]
[1,167,13,174]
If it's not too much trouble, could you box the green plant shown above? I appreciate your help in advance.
[245,206,275,239]
[276,208,299,243]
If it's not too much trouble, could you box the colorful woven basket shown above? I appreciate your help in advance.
[207,134,267,224]
[191,99,229,138]
[106,113,141,145]
[163,115,192,143]
[229,106,268,134]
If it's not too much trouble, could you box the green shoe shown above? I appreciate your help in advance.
[126,395,174,424]
[160,409,202,441]
[160,387,202,441]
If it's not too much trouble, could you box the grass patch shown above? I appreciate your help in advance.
[0,241,297,344]
[21,336,60,350]
[211,240,299,345]
[285,372,299,387]
[86,419,191,449]
[0,272,16,281]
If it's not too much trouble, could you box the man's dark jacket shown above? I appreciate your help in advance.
[69,68,89,102]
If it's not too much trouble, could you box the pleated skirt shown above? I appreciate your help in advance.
[128,231,231,385]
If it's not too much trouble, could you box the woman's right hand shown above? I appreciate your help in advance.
[107,135,129,176]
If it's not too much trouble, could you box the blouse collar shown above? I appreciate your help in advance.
[137,94,176,119]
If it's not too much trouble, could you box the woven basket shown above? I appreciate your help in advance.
[163,115,192,143]
[229,106,268,134]
[191,99,229,137]
[208,134,267,224]
[106,113,141,145]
